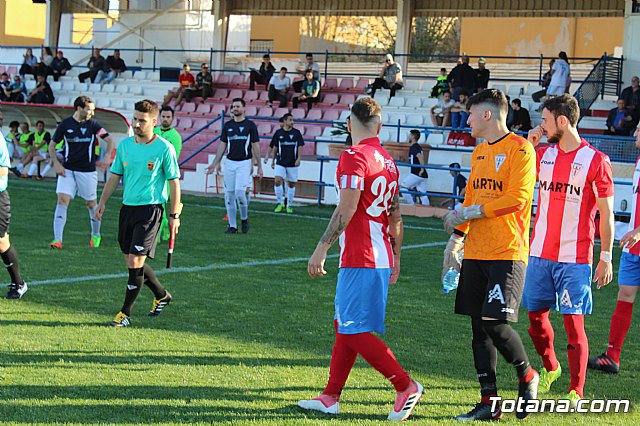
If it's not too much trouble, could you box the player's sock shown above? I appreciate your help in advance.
[274,184,284,205]
[53,204,68,242]
[563,314,588,398]
[471,318,498,397]
[286,186,296,205]
[87,205,101,237]
[224,191,237,228]
[121,267,144,316]
[236,190,248,221]
[606,300,633,364]
[246,190,251,206]
[528,308,560,371]
[482,320,532,380]
[344,332,410,391]
[41,162,52,177]
[27,163,38,177]
[323,320,357,395]
[143,264,167,299]
[0,245,25,286]
[401,190,415,205]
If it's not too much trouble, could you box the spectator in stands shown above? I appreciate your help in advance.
[605,98,635,136]
[193,63,213,103]
[548,51,570,97]
[532,59,555,103]
[369,53,403,100]
[249,54,276,91]
[447,55,476,100]
[0,73,10,101]
[440,162,467,208]
[620,76,640,127]
[50,50,72,82]
[475,58,490,93]
[33,47,54,77]
[292,71,320,110]
[162,64,195,107]
[430,90,455,127]
[510,98,532,132]
[431,67,449,98]
[18,48,37,78]
[27,73,54,104]
[400,129,430,206]
[506,94,515,128]
[450,91,470,129]
[78,48,106,83]
[268,67,291,107]
[293,53,321,92]
[7,75,27,102]
[97,49,126,84]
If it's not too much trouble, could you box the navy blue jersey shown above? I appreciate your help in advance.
[270,128,304,167]
[409,143,427,177]
[52,117,109,172]
[455,173,467,195]
[221,119,259,161]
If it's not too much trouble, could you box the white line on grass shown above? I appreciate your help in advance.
[23,241,446,287]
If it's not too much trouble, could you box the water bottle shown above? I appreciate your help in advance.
[442,268,459,294]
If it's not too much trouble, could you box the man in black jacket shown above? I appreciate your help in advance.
[448,55,477,100]
[249,54,275,90]
[51,51,72,82]
[78,48,105,83]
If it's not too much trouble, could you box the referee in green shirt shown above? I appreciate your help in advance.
[96,100,182,327]
[154,106,182,241]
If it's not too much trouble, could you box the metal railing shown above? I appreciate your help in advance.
[575,54,624,121]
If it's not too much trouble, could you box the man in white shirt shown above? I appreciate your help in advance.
[547,51,570,96]
[430,90,455,127]
[268,67,291,107]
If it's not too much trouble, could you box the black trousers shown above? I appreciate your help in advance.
[268,85,288,107]
[370,77,402,98]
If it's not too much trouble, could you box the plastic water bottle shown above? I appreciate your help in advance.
[442,268,459,294]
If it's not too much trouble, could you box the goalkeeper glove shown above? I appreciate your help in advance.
[443,204,484,234]
[442,234,464,276]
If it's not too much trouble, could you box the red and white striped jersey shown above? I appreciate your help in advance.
[530,140,614,264]
[335,137,399,268]
[623,156,640,256]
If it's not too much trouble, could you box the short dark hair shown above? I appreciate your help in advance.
[1,72,7,77]
[306,53,313,58]
[449,162,461,169]
[409,129,421,141]
[160,105,175,116]
[512,98,522,107]
[280,67,288,72]
[9,121,19,128]
[134,99,159,117]
[232,97,246,106]
[542,94,580,127]
[183,63,189,68]
[459,90,469,97]
[559,51,569,62]
[281,113,293,121]
[263,54,270,59]
[36,120,45,126]
[440,67,446,72]
[350,97,382,128]
[73,95,93,110]
[466,89,508,116]
[442,90,451,96]
[114,49,120,53]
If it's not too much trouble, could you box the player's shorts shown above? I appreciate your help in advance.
[56,169,98,201]
[118,204,163,259]
[0,190,11,238]
[522,256,593,315]
[274,164,299,183]
[618,251,640,287]
[547,85,565,96]
[401,173,428,193]
[223,158,252,192]
[334,267,392,334]
[455,259,526,322]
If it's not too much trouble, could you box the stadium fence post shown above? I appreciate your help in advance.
[601,53,607,100]
[396,119,401,142]
[153,47,157,71]
[538,54,543,85]
[317,158,325,207]
[324,50,329,81]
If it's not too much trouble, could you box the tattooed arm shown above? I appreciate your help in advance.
[308,188,361,278]
[388,194,403,284]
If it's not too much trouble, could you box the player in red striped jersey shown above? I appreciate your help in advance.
[525,94,615,404]
[589,122,640,374]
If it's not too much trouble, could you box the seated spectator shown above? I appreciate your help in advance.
[162,64,195,107]
[547,51,570,96]
[292,71,320,110]
[605,98,635,136]
[27,74,54,104]
[293,53,320,92]
[50,50,72,81]
[620,75,640,127]
[430,90,454,127]
[510,98,532,132]
[369,54,403,99]
[400,129,430,206]
[193,63,213,103]
[447,55,476,99]
[78,48,106,83]
[475,58,490,93]
[249,54,275,91]
[0,73,10,101]
[450,91,470,129]
[18,48,37,78]
[506,95,514,128]
[268,67,291,107]
[96,49,126,84]
[440,162,467,208]
[431,68,449,98]
[33,46,54,77]
[532,59,555,103]
[6,120,21,160]
[7,75,27,102]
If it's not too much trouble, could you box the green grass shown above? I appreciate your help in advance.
[0,177,637,425]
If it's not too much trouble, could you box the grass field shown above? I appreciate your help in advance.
[0,177,637,425]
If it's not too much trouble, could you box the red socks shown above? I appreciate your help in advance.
[527,309,559,371]
[606,301,634,364]
[563,314,588,398]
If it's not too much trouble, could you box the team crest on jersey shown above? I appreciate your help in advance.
[560,289,573,308]
[80,128,87,135]
[239,126,244,133]
[494,154,506,172]
[147,160,155,171]
[487,284,505,304]
[374,149,385,164]
[571,162,583,178]
[290,134,295,140]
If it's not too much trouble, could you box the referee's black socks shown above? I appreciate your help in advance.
[143,264,166,299]
[122,267,144,316]
[1,245,25,286]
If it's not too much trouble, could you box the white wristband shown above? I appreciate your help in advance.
[600,251,612,263]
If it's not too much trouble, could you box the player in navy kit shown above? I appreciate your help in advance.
[48,96,115,249]
[206,98,262,233]
[265,113,304,213]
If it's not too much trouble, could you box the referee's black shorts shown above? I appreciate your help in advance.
[454,259,526,322]
[0,190,10,238]
[118,204,163,259]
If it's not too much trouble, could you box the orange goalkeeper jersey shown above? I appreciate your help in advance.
[455,133,536,262]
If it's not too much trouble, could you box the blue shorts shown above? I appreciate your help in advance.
[334,268,391,334]
[618,252,640,287]
[522,256,593,315]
